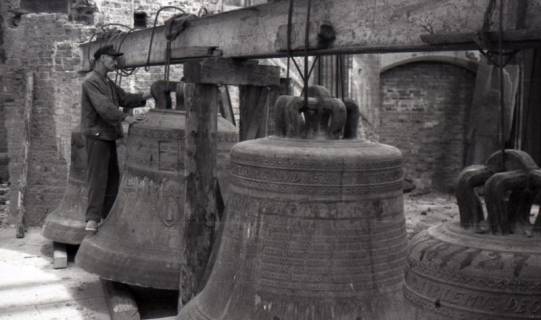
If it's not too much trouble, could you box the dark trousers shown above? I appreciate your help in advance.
[85,137,120,222]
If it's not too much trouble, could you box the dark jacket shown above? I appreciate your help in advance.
[81,71,146,141]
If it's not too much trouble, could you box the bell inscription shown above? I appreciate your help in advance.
[405,149,541,320]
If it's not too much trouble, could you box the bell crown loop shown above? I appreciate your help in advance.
[275,95,361,140]
[150,80,183,110]
[456,149,541,236]
[303,96,346,139]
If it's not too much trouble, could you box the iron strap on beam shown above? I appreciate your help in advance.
[80,0,541,70]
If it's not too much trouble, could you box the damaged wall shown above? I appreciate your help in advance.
[3,13,96,225]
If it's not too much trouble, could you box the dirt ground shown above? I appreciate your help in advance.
[403,191,459,239]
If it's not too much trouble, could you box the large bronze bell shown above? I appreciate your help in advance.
[178,89,410,319]
[76,81,238,289]
[405,149,541,319]
[42,125,88,244]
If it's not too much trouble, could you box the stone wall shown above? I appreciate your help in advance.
[379,61,475,192]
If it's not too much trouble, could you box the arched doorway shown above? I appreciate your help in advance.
[379,61,476,192]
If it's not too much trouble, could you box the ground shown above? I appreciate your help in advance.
[0,192,458,320]
[0,229,109,320]
[404,191,459,239]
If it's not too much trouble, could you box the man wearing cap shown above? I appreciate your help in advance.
[81,45,151,233]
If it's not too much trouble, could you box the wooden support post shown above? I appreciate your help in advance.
[52,242,68,269]
[101,279,141,320]
[239,85,270,141]
[238,77,290,140]
[266,78,292,136]
[178,58,279,309]
[180,81,219,306]
[183,58,279,87]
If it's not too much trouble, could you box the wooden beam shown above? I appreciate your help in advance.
[217,86,235,126]
[169,46,220,60]
[80,0,541,69]
[183,59,280,86]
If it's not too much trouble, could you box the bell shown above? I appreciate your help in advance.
[42,125,88,244]
[178,89,410,319]
[405,149,541,319]
[76,81,238,289]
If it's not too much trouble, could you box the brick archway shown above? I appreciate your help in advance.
[379,60,476,192]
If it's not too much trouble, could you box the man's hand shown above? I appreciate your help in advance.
[122,114,144,136]
[124,114,145,125]
[124,115,137,125]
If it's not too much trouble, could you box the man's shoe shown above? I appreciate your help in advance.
[85,220,98,233]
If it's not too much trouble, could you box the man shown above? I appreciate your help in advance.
[81,45,151,233]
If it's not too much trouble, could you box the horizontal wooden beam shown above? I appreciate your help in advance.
[183,59,280,86]
[80,0,541,69]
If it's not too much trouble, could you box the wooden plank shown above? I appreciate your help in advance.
[101,279,141,320]
[179,80,219,307]
[183,58,280,86]
[53,242,68,269]
[80,0,541,69]
[218,86,235,126]
[239,85,271,141]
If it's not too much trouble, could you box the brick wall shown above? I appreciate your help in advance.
[94,0,200,27]
[0,0,216,225]
[3,69,27,217]
[379,62,475,192]
[2,14,100,225]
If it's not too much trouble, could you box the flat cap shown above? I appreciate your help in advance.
[93,45,123,60]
